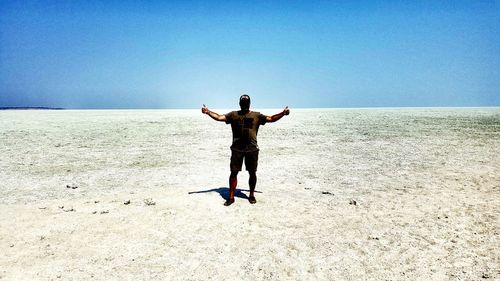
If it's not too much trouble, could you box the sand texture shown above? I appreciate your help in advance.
[0,108,499,280]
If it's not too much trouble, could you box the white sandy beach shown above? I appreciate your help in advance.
[0,108,498,280]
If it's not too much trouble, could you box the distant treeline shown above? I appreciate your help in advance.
[0,107,64,110]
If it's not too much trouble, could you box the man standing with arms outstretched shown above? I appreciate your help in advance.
[202,95,290,206]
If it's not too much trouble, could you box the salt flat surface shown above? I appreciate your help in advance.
[0,108,499,280]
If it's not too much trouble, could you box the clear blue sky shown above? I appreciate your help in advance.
[0,0,499,109]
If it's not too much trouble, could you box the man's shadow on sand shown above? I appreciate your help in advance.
[188,187,262,201]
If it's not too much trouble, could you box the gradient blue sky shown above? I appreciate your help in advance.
[0,0,499,109]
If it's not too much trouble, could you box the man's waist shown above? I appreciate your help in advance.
[230,143,259,152]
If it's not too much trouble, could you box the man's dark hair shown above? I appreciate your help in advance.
[239,95,251,110]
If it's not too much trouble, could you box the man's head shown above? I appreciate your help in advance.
[239,94,251,111]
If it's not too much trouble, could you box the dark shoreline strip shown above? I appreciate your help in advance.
[0,107,64,110]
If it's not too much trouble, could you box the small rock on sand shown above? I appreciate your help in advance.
[321,191,334,195]
[124,200,131,205]
[144,198,156,206]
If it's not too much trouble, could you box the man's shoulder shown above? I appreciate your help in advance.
[249,111,263,117]
[225,111,238,117]
[224,111,238,124]
[226,110,265,119]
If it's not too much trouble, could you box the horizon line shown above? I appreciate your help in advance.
[1,105,499,111]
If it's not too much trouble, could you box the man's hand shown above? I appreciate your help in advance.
[201,104,209,114]
[267,106,290,123]
[202,105,227,122]
[283,106,290,115]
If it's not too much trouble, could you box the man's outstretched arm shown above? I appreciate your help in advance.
[201,104,227,122]
[266,106,290,123]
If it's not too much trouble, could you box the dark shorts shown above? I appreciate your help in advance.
[230,150,259,172]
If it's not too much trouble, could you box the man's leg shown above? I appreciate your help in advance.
[226,150,243,206]
[248,171,257,204]
[225,171,238,206]
[245,150,259,204]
